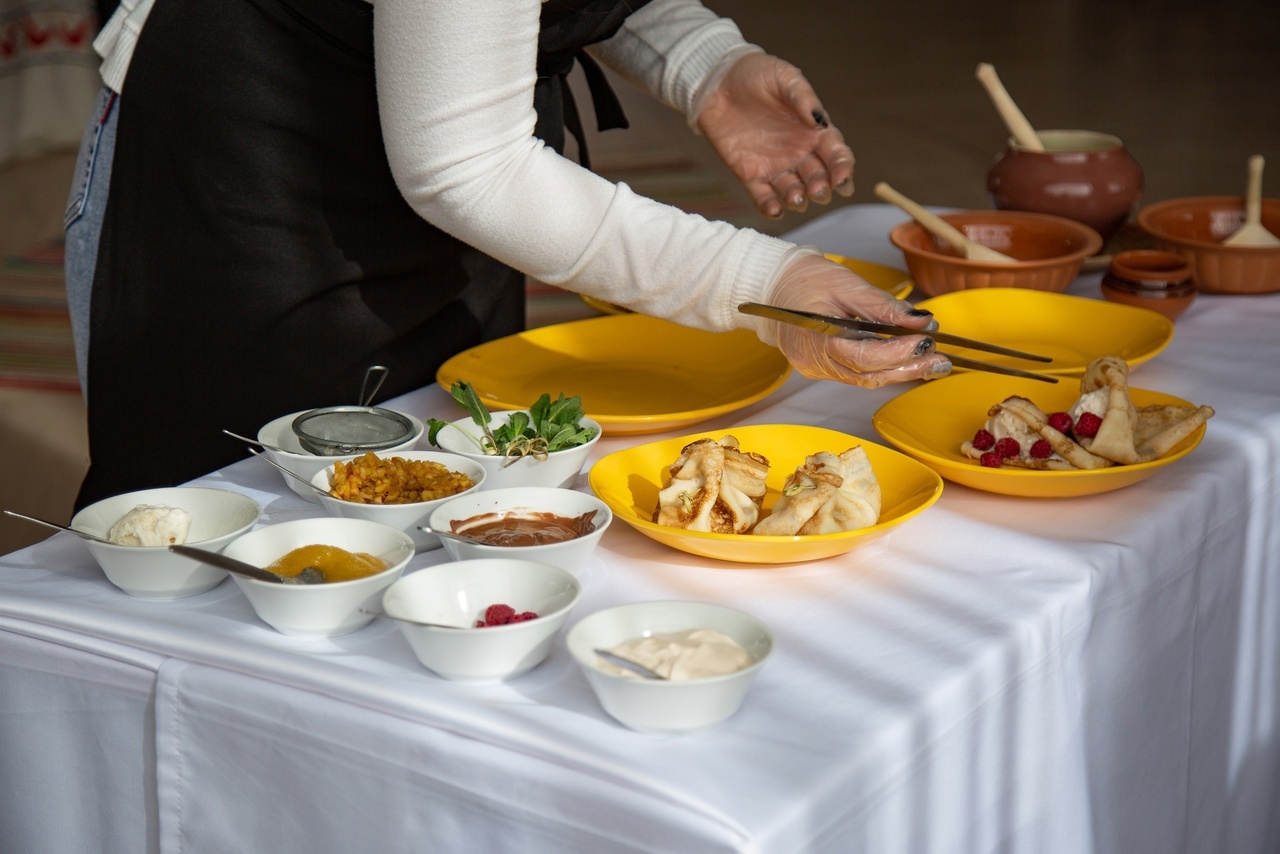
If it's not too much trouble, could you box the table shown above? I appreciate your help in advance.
[3,205,1279,854]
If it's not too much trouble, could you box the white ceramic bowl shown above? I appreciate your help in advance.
[429,411,601,491]
[381,558,582,683]
[256,409,425,503]
[221,517,415,637]
[427,487,611,577]
[71,487,262,599]
[310,450,487,550]
[565,601,774,735]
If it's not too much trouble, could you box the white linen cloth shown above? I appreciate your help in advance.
[2,205,1279,853]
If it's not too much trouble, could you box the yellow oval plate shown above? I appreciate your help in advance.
[580,255,912,316]
[871,372,1207,498]
[436,315,791,435]
[588,424,943,564]
[915,289,1174,375]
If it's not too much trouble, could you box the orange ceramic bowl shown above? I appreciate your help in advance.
[888,211,1103,297]
[1135,196,1280,295]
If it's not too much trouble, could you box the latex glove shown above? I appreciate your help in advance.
[696,52,854,219]
[759,250,952,388]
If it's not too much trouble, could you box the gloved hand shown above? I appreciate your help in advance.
[759,250,952,388]
[696,52,855,219]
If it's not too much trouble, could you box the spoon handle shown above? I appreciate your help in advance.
[594,648,666,680]
[975,63,1044,151]
[3,509,112,544]
[247,448,332,496]
[1246,155,1265,226]
[874,182,971,253]
[168,544,290,584]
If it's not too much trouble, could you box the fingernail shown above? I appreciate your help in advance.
[923,319,939,332]
[812,188,831,204]
[812,110,829,128]
[906,308,933,317]
[930,361,952,376]
[836,178,854,197]
[914,337,936,356]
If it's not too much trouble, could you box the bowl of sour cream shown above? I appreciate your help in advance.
[565,600,774,735]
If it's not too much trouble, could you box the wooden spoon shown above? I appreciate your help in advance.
[975,63,1044,152]
[1223,155,1280,247]
[874,182,1017,264]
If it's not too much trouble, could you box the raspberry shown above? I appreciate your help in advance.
[979,452,1003,468]
[971,429,995,450]
[1047,412,1073,435]
[484,603,516,624]
[994,437,1021,458]
[476,603,539,627]
[1029,438,1053,459]
[1074,412,1103,439]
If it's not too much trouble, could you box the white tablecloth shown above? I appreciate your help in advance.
[3,205,1279,854]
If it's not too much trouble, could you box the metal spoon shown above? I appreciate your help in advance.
[416,525,487,546]
[247,448,333,497]
[222,428,291,455]
[168,544,325,585]
[358,608,469,630]
[594,648,667,680]
[3,509,113,545]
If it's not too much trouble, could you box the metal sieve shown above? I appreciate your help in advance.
[290,405,415,456]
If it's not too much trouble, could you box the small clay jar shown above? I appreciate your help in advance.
[1100,250,1196,321]
[988,130,1144,242]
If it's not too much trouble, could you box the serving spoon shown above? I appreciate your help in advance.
[594,649,667,680]
[1223,155,1280,247]
[222,428,291,455]
[416,525,488,546]
[975,63,1044,151]
[874,182,1017,263]
[247,448,333,497]
[169,544,325,585]
[3,509,113,545]
[359,607,469,630]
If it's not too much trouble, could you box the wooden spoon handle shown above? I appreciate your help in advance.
[976,63,1044,151]
[874,182,973,254]
[1245,155,1265,225]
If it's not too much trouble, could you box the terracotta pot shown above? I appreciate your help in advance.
[1099,250,1196,321]
[988,130,1144,241]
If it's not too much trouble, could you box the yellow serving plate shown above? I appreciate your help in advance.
[588,424,943,564]
[871,372,1207,498]
[580,255,912,316]
[915,288,1174,375]
[436,314,791,435]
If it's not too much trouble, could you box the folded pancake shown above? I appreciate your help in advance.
[1075,357,1214,464]
[654,435,769,534]
[963,396,1113,470]
[753,446,881,536]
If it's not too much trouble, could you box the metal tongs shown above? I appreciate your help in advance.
[738,302,1059,384]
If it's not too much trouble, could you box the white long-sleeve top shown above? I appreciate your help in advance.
[93,0,796,332]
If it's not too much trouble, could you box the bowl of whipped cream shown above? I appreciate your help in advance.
[565,600,774,735]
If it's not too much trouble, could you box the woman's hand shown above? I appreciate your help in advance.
[760,252,952,388]
[696,53,855,219]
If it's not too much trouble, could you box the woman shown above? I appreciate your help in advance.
[65,0,949,507]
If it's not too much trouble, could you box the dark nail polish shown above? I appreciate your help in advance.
[812,110,829,128]
[906,308,933,317]
[914,337,936,356]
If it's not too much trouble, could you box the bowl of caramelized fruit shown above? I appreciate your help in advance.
[310,450,487,550]
[427,486,611,577]
[221,516,415,637]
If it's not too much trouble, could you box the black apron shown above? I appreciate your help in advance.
[79,0,648,508]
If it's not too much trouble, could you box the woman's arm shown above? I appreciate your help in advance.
[373,0,792,332]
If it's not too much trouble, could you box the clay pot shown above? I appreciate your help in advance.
[988,130,1144,241]
[1100,250,1196,321]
